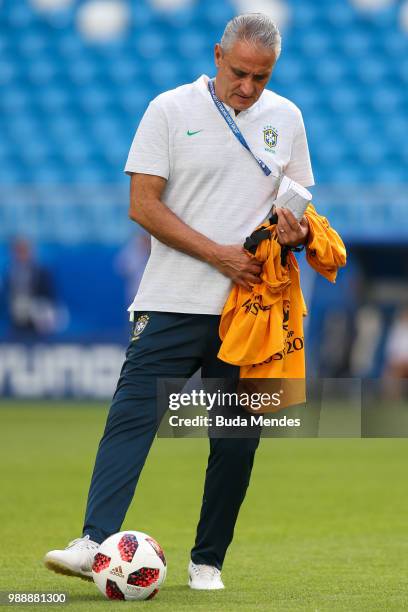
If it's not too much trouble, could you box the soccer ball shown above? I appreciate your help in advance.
[92,530,167,601]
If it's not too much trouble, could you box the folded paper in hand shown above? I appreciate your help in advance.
[274,176,312,221]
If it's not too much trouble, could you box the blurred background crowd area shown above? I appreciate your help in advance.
[0,0,407,398]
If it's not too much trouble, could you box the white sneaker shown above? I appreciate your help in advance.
[188,560,225,590]
[44,535,100,581]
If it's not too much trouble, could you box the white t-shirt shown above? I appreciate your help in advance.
[124,75,314,315]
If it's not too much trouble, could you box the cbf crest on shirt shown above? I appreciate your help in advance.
[263,125,278,152]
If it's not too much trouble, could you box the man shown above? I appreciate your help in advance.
[3,238,58,337]
[44,13,314,590]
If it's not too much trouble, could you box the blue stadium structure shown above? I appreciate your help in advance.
[0,0,407,384]
[0,0,407,243]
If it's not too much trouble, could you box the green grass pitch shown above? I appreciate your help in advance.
[1,402,408,611]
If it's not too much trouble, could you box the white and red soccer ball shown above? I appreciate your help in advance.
[92,530,167,601]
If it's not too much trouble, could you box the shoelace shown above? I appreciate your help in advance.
[67,535,99,551]
[191,563,220,580]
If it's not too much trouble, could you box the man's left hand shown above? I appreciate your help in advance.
[276,207,309,247]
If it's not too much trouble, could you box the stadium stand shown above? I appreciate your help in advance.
[0,0,407,381]
[0,0,407,239]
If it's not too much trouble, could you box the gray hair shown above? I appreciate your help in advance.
[220,13,281,59]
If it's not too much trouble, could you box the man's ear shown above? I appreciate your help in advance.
[214,43,223,68]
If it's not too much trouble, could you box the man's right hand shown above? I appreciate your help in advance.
[210,244,263,291]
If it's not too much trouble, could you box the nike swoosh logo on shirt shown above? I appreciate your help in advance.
[187,130,203,136]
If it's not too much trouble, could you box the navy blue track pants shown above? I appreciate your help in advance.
[83,312,260,569]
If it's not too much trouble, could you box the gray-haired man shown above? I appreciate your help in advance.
[44,13,314,590]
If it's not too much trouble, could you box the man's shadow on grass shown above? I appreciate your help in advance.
[68,584,225,602]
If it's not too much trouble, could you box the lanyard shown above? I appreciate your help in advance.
[208,79,275,178]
